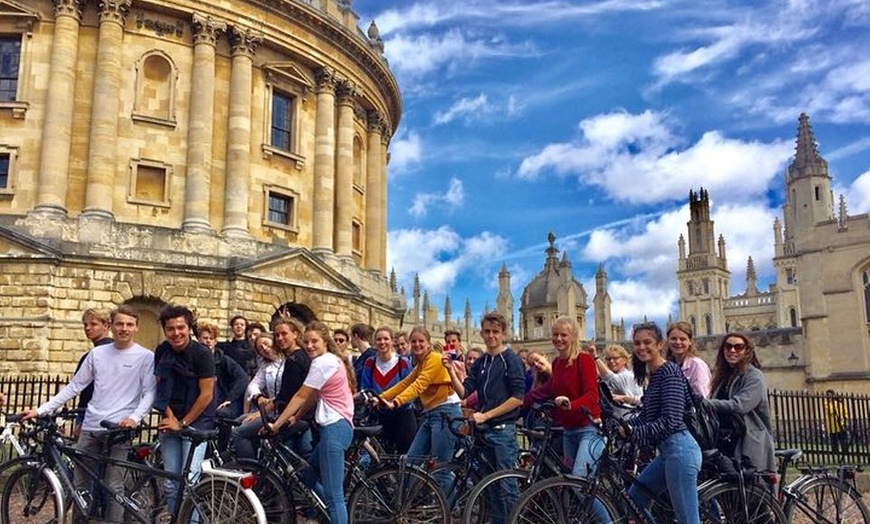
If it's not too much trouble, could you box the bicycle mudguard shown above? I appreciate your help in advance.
[198,461,267,524]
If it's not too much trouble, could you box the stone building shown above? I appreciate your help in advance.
[677,114,870,394]
[0,0,403,373]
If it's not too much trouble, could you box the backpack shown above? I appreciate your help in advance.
[684,387,720,451]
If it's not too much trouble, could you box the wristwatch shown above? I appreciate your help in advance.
[180,419,188,428]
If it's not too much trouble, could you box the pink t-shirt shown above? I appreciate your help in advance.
[304,352,354,425]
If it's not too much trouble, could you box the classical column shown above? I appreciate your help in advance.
[364,111,383,270]
[33,0,83,217]
[222,26,261,238]
[182,13,226,233]
[334,80,356,258]
[312,67,336,253]
[82,0,131,220]
[379,127,391,272]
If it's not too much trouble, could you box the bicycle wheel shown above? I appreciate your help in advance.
[177,477,262,524]
[122,467,161,523]
[347,465,449,524]
[700,481,787,524]
[463,468,532,524]
[1,465,61,524]
[784,476,870,524]
[429,461,480,519]
[509,475,618,524]
[222,460,291,524]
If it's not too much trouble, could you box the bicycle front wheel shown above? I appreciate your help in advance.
[784,476,870,524]
[177,477,263,524]
[700,481,787,524]
[509,475,618,524]
[222,460,291,524]
[1,465,61,524]
[463,468,532,524]
[348,465,449,524]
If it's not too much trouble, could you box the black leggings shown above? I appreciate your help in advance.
[378,408,418,454]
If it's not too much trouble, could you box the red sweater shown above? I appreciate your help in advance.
[524,353,600,428]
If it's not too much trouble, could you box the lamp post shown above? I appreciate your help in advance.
[787,351,799,367]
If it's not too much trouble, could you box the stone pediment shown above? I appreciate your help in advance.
[0,1,41,25]
[262,61,314,90]
[0,225,61,258]
[234,248,359,295]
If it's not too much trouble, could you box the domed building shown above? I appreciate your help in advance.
[0,0,402,372]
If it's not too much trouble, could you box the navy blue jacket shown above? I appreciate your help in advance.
[462,347,526,425]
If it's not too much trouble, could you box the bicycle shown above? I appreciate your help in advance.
[773,448,869,524]
[460,401,568,524]
[0,410,266,524]
[508,415,788,524]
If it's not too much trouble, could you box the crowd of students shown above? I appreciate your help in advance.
[16,304,778,524]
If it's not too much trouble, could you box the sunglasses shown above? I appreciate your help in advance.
[723,342,747,352]
[334,338,347,344]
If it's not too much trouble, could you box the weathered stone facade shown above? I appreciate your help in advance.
[0,0,404,373]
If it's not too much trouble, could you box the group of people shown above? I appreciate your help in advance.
[18,302,782,524]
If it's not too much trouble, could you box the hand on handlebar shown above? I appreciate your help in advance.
[554,396,571,410]
[18,408,38,422]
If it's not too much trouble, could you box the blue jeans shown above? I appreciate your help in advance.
[480,422,519,524]
[629,429,702,524]
[304,419,352,524]
[159,432,208,513]
[564,426,610,523]
[406,402,461,493]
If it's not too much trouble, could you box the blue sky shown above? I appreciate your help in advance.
[353,0,870,337]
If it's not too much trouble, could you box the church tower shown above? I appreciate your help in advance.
[783,113,834,243]
[496,262,514,336]
[593,263,612,341]
[677,188,731,335]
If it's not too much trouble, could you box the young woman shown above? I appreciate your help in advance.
[231,334,284,458]
[526,350,552,389]
[706,333,775,472]
[269,321,356,524]
[459,347,483,410]
[272,317,314,460]
[596,344,644,416]
[623,322,701,524]
[524,317,601,477]
[379,326,462,491]
[359,326,416,453]
[666,321,711,397]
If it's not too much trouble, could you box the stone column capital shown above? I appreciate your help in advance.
[381,128,392,146]
[192,13,227,46]
[367,110,385,134]
[53,0,83,20]
[96,0,131,25]
[229,26,262,57]
[315,66,337,93]
[336,80,357,107]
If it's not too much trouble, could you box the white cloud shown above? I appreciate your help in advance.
[517,110,791,204]
[387,226,509,295]
[409,178,465,217]
[434,93,491,125]
[388,129,423,176]
[839,170,870,214]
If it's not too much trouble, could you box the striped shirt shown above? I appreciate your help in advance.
[631,361,688,448]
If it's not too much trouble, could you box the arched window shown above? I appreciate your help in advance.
[863,267,870,323]
[689,316,697,333]
[704,314,712,336]
[789,307,798,328]
[353,135,364,188]
[133,51,177,126]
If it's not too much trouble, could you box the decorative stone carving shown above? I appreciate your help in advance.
[314,66,336,92]
[336,80,357,106]
[191,13,226,46]
[367,110,385,134]
[229,26,262,57]
[96,0,131,24]
[53,0,83,19]
[134,11,185,38]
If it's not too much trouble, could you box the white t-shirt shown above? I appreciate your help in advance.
[303,353,353,425]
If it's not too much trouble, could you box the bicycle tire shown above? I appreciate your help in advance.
[508,475,620,524]
[222,460,292,524]
[122,467,161,523]
[176,476,262,524]
[1,465,61,524]
[462,468,532,524]
[784,475,870,524]
[347,465,449,524]
[429,460,481,519]
[700,480,787,524]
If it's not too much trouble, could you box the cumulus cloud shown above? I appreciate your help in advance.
[516,110,792,204]
[388,129,423,176]
[434,93,492,125]
[387,226,509,295]
[839,170,870,214]
[409,178,465,217]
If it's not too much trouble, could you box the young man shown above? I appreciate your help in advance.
[21,305,155,523]
[444,312,525,524]
[217,314,257,378]
[74,308,115,435]
[153,304,216,515]
[350,323,376,382]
